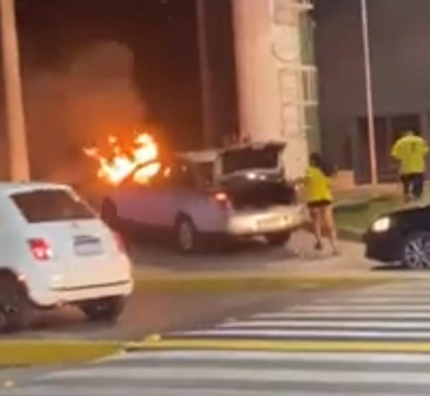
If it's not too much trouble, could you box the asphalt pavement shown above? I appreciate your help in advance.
[127,231,366,274]
[2,231,369,341]
[5,279,430,395]
[3,289,303,342]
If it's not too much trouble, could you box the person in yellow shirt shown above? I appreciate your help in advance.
[303,152,340,255]
[391,130,429,202]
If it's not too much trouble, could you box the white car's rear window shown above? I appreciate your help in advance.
[11,189,95,223]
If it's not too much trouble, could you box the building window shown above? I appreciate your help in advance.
[299,9,315,65]
[301,67,318,105]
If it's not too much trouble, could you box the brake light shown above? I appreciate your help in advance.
[112,232,126,253]
[214,192,229,202]
[212,192,232,210]
[28,238,53,261]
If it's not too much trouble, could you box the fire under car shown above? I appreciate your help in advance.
[100,142,308,253]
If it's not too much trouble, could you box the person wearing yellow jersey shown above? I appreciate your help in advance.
[303,153,339,255]
[391,130,429,202]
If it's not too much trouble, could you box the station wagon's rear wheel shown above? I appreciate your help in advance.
[80,297,125,322]
[402,232,430,269]
[265,231,292,247]
[175,216,198,253]
[0,275,34,332]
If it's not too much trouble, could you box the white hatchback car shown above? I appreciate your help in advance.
[102,142,307,252]
[0,182,133,331]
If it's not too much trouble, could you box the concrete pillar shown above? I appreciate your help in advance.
[0,0,30,181]
[231,0,312,179]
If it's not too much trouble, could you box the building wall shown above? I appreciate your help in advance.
[231,0,316,179]
[316,0,430,182]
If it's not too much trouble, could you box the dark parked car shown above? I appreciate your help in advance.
[364,203,430,269]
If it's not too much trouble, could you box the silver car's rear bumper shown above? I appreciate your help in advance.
[226,204,308,236]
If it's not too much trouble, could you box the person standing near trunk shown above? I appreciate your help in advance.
[391,130,429,202]
[302,153,340,255]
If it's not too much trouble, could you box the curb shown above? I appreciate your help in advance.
[133,273,396,293]
[334,199,369,212]
[0,341,121,368]
[125,338,430,354]
[334,193,392,211]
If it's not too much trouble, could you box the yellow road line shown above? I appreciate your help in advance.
[126,338,430,354]
[134,276,393,293]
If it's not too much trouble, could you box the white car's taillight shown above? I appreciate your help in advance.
[28,238,53,261]
[112,232,126,253]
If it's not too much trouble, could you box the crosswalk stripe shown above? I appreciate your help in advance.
[36,365,430,386]
[216,319,430,330]
[174,328,430,339]
[93,350,430,364]
[1,386,416,396]
[251,311,430,319]
[342,288,430,296]
[289,305,430,312]
[315,297,430,304]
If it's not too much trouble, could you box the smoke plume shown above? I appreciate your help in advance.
[23,41,146,182]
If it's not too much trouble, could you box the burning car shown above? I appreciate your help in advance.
[99,141,307,253]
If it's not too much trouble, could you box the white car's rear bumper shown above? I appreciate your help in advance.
[29,279,133,308]
[226,204,308,236]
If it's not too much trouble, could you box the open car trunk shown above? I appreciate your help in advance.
[221,142,285,176]
[219,142,296,209]
[222,178,297,210]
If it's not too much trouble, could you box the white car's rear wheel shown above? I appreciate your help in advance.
[80,297,125,322]
[0,274,34,332]
[175,217,198,253]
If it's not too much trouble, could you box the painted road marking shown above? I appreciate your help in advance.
[172,328,430,340]
[96,349,430,364]
[288,305,430,312]
[251,311,430,319]
[217,319,430,330]
[34,361,430,386]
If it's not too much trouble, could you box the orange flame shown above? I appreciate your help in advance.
[84,132,161,184]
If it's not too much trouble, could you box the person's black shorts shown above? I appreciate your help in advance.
[400,173,424,199]
[307,199,333,209]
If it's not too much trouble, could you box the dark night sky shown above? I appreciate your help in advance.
[15,0,203,149]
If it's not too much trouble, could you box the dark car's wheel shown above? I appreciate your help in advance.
[402,232,430,269]
[265,231,292,247]
[0,274,34,332]
[175,216,198,253]
[80,297,125,322]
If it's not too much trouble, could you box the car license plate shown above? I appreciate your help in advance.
[73,235,103,256]
[257,217,285,230]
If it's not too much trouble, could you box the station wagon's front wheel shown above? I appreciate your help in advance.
[175,217,198,253]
